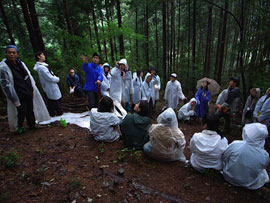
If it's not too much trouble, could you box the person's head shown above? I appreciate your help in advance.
[98,96,114,113]
[201,81,209,90]
[266,87,270,97]
[250,88,257,98]
[242,123,268,148]
[5,45,19,63]
[134,101,149,117]
[150,67,156,76]
[92,52,100,64]
[202,114,220,133]
[136,70,143,78]
[118,59,127,71]
[102,63,110,73]
[170,73,177,82]
[229,77,240,88]
[146,74,152,83]
[157,108,178,128]
[69,68,75,76]
[35,51,46,62]
[189,98,197,108]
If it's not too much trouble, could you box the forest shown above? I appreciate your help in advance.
[1,0,270,99]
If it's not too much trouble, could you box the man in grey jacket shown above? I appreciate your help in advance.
[34,52,63,117]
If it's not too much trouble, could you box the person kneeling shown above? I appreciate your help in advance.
[222,123,269,190]
[143,108,186,162]
[120,101,151,148]
[178,98,197,122]
[90,96,121,142]
[190,114,228,173]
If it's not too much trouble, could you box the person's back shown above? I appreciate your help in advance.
[222,123,269,190]
[90,96,121,142]
[190,114,228,172]
[120,101,150,148]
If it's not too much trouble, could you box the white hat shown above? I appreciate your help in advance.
[171,73,177,78]
[119,59,128,67]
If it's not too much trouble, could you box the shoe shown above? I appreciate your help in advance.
[29,124,45,130]
[16,126,24,134]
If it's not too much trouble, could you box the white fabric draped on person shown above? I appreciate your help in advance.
[190,130,228,172]
[132,72,143,105]
[253,89,270,128]
[122,71,134,103]
[0,59,50,131]
[34,62,61,100]
[222,123,269,190]
[154,75,161,101]
[178,98,197,121]
[143,108,186,162]
[90,108,121,142]
[164,79,185,110]
[141,73,157,105]
[100,63,111,97]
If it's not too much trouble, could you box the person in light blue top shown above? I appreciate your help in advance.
[195,81,211,119]
[81,53,103,110]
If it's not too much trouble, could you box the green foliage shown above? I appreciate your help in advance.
[69,178,81,190]
[1,151,20,168]
[97,142,105,154]
[117,147,142,162]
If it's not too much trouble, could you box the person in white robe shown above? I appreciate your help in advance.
[222,123,269,190]
[132,70,143,107]
[143,108,186,162]
[100,63,111,97]
[164,73,186,110]
[178,98,197,121]
[122,68,134,112]
[149,67,161,108]
[190,114,228,172]
[142,73,157,116]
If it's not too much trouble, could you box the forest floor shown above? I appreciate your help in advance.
[0,97,270,203]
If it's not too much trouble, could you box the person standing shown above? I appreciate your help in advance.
[142,73,157,116]
[132,70,143,108]
[66,68,82,97]
[81,53,103,110]
[122,67,134,112]
[195,81,211,119]
[164,73,186,111]
[242,88,259,126]
[100,63,111,97]
[0,45,50,133]
[34,52,63,117]
[150,67,161,109]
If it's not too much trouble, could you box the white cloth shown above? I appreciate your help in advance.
[34,62,61,100]
[222,123,269,190]
[190,130,228,172]
[90,108,121,142]
[164,80,185,110]
[0,59,50,131]
[101,65,111,97]
[253,94,270,126]
[122,71,134,103]
[153,75,161,100]
[143,108,186,162]
[178,98,196,121]
[142,73,157,105]
[132,74,143,105]
[110,67,123,103]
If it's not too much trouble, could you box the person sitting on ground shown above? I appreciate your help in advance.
[242,88,260,126]
[178,98,197,121]
[143,108,186,162]
[253,87,270,129]
[34,51,63,117]
[222,123,269,190]
[120,101,151,148]
[100,63,111,97]
[215,77,241,132]
[164,73,186,111]
[90,96,121,142]
[190,114,228,173]
[66,68,82,97]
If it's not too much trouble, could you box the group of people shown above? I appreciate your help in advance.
[1,47,269,190]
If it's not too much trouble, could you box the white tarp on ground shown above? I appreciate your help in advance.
[39,111,90,129]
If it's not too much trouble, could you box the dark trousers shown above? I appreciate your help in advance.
[149,98,154,116]
[48,98,63,116]
[215,110,231,131]
[16,95,35,128]
[86,91,98,110]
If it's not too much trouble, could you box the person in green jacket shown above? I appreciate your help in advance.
[120,101,151,148]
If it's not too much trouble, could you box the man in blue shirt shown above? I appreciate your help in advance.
[81,53,103,110]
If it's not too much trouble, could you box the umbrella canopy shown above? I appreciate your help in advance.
[196,77,220,95]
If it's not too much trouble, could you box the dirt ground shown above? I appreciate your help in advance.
[0,97,270,203]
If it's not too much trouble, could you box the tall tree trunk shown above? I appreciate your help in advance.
[99,5,108,62]
[0,0,15,45]
[62,0,74,35]
[186,0,191,88]
[167,1,170,75]
[135,7,139,65]
[176,0,181,70]
[155,10,159,69]
[203,2,213,77]
[162,1,167,84]
[192,0,196,90]
[105,0,115,62]
[19,0,39,53]
[90,0,102,54]
[145,2,149,69]
[171,0,176,72]
[216,1,228,85]
[116,0,125,58]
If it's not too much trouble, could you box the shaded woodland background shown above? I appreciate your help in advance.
[0,0,270,99]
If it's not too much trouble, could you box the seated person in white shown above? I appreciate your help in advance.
[90,96,121,142]
[143,108,186,162]
[190,114,228,172]
[222,123,269,190]
[178,98,197,121]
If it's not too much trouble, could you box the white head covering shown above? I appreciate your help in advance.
[102,63,110,69]
[157,108,178,129]
[119,59,128,67]
[242,123,268,148]
[144,72,152,82]
[133,72,137,79]
[171,73,177,78]
[189,98,197,105]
